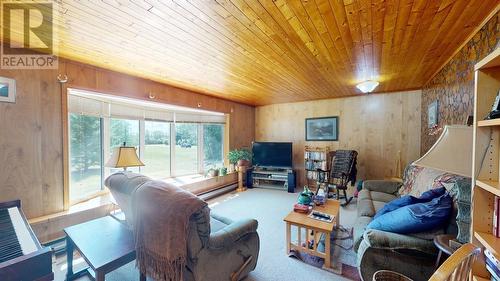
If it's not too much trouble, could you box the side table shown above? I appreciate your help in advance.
[433,234,457,269]
[64,215,145,281]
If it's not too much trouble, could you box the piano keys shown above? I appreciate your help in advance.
[0,200,53,281]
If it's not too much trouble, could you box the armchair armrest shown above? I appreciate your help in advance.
[209,219,258,249]
[363,229,436,255]
[363,180,402,194]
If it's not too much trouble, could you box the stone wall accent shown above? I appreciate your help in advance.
[421,12,500,154]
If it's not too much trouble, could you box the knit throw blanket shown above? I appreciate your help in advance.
[132,180,207,281]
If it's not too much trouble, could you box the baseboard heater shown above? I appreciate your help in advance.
[198,182,238,201]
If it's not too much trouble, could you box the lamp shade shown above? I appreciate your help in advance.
[413,125,474,177]
[106,146,144,168]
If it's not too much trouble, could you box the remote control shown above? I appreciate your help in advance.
[312,211,331,219]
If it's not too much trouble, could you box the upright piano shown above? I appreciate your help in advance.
[0,200,53,281]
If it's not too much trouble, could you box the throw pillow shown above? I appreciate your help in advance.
[374,195,417,219]
[419,186,446,200]
[374,186,446,219]
[367,193,453,234]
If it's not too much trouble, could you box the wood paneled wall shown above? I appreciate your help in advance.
[0,68,64,219]
[255,91,421,185]
[421,11,500,154]
[0,60,255,219]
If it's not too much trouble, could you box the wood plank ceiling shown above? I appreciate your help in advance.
[13,1,500,105]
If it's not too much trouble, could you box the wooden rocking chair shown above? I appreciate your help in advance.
[328,150,358,206]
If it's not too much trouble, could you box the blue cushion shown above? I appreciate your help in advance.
[373,187,447,219]
[367,193,453,234]
[374,196,417,219]
[419,187,446,201]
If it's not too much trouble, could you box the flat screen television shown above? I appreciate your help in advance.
[252,142,293,169]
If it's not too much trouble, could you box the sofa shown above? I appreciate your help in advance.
[354,165,471,281]
[105,172,260,281]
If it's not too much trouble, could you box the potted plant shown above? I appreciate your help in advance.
[219,167,227,176]
[228,148,252,167]
[207,167,219,178]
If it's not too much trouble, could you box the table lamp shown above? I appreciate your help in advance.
[105,142,144,171]
[412,125,490,244]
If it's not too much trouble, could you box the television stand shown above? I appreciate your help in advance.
[247,167,296,192]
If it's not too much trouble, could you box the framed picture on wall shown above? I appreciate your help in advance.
[0,77,16,103]
[428,100,438,128]
[305,116,338,141]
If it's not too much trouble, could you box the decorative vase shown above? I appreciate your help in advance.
[219,167,227,176]
[237,159,250,167]
[207,169,218,177]
[228,164,235,173]
[298,187,314,205]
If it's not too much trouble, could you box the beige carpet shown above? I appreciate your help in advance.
[53,187,359,281]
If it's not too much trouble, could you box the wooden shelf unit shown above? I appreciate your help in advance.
[250,167,296,192]
[304,146,332,190]
[471,47,500,280]
[477,119,500,127]
[474,231,500,258]
[476,180,500,197]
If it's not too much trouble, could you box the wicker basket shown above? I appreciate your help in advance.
[372,270,413,281]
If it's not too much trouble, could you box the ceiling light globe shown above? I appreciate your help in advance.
[356,80,379,93]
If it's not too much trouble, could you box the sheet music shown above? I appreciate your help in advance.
[8,207,37,255]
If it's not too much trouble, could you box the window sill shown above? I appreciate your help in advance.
[30,193,115,225]
[29,194,115,243]
[154,172,237,195]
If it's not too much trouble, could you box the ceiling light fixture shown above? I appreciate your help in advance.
[356,80,379,93]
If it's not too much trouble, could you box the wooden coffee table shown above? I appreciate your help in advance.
[283,199,340,269]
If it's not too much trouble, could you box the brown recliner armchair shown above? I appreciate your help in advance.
[105,172,260,281]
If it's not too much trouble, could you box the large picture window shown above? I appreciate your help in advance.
[203,124,224,169]
[175,123,198,176]
[69,114,103,201]
[68,91,226,203]
[110,118,140,149]
[143,121,171,178]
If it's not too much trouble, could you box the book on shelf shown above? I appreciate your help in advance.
[306,170,329,182]
[486,263,500,281]
[494,196,500,238]
[485,249,500,281]
[485,249,500,269]
[304,151,327,161]
[305,160,327,170]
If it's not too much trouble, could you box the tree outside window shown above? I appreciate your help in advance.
[69,114,102,201]
[203,124,223,169]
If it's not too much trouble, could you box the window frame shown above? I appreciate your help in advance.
[67,111,227,206]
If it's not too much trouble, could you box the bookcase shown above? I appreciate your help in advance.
[472,47,500,280]
[304,146,333,190]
